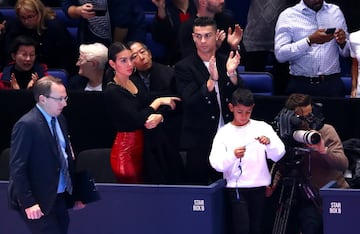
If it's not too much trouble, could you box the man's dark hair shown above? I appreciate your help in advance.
[231,88,254,106]
[126,40,149,51]
[33,76,63,102]
[193,16,217,29]
[285,93,312,110]
[10,35,38,54]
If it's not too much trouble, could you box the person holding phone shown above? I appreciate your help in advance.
[274,0,350,97]
[62,0,147,46]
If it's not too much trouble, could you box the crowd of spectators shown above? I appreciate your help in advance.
[1,1,358,233]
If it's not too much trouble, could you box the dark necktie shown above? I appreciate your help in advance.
[51,117,73,194]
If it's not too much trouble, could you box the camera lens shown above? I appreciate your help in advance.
[293,130,321,144]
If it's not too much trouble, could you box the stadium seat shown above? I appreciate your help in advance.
[238,71,274,96]
[47,68,68,85]
[76,148,117,183]
[144,11,166,61]
[341,76,351,98]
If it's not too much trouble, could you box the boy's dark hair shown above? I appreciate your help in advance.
[231,88,254,106]
[193,16,217,29]
[285,93,312,110]
[10,35,38,54]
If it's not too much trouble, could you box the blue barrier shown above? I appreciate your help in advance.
[320,181,359,234]
[0,179,226,234]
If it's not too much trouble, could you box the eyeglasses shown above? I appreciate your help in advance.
[192,32,214,40]
[77,57,92,65]
[46,95,68,102]
[19,13,38,22]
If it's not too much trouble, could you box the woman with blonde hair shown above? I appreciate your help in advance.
[2,0,77,75]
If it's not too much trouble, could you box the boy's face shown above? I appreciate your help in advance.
[229,103,254,126]
[12,45,36,71]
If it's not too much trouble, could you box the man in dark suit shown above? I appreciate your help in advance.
[8,76,85,234]
[128,40,185,184]
[128,41,176,98]
[177,0,242,60]
[174,17,243,185]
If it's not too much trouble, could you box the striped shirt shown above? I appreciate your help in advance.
[275,0,350,77]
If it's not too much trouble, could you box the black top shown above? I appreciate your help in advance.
[104,78,155,132]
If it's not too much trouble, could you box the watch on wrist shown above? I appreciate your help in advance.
[227,71,237,77]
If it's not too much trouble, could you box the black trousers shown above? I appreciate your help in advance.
[21,193,70,234]
[286,74,345,97]
[225,187,266,234]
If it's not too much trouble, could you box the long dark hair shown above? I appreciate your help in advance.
[105,42,129,84]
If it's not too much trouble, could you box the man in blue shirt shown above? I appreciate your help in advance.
[275,0,350,97]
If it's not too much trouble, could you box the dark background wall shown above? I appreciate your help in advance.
[1,90,359,155]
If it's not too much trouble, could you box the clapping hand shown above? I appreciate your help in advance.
[226,50,240,74]
[227,24,243,50]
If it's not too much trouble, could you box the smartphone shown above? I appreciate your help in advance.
[325,28,336,34]
[93,8,107,16]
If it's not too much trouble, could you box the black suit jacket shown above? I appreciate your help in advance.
[8,107,76,214]
[174,53,243,149]
[177,11,238,59]
[132,62,176,99]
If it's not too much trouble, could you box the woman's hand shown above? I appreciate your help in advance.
[144,114,163,129]
[26,72,38,89]
[151,96,181,111]
[10,73,20,90]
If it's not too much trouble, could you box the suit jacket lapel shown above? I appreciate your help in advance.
[33,108,60,161]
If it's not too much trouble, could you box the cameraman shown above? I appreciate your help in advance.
[271,93,349,234]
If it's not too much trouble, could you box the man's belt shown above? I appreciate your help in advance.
[291,73,341,84]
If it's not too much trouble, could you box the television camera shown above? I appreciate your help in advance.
[271,103,324,234]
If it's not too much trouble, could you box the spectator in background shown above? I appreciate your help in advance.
[175,17,242,185]
[3,0,77,75]
[67,42,108,91]
[62,0,147,46]
[274,0,350,97]
[177,0,243,59]
[151,0,196,65]
[349,30,360,98]
[242,0,297,95]
[7,0,62,6]
[128,41,176,98]
[0,12,6,68]
[128,40,185,183]
[0,35,48,89]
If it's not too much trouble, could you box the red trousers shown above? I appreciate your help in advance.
[110,130,144,183]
